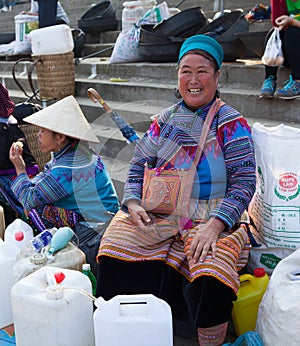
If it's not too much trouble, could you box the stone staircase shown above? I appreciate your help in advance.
[0,0,300,201]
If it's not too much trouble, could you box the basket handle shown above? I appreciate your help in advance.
[27,58,43,102]
[12,57,35,99]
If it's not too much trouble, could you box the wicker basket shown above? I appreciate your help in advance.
[20,124,51,171]
[31,52,75,100]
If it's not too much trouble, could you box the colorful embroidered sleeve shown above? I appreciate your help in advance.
[210,113,256,228]
[11,168,73,211]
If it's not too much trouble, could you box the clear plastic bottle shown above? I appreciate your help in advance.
[82,263,97,296]
[30,228,57,253]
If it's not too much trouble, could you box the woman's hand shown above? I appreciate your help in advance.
[127,200,152,228]
[188,217,225,264]
[9,142,26,175]
[275,15,293,30]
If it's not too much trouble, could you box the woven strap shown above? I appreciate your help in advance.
[193,98,224,167]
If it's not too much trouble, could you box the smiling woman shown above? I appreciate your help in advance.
[96,35,256,345]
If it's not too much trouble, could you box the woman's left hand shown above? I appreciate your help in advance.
[188,217,225,264]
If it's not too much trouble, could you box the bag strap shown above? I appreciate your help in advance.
[193,98,224,167]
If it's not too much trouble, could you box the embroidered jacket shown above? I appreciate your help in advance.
[11,143,119,223]
[122,99,256,228]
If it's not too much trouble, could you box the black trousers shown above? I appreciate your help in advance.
[96,256,236,329]
[37,0,66,28]
[264,26,300,80]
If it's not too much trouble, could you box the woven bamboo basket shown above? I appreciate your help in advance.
[31,52,75,100]
[20,124,51,171]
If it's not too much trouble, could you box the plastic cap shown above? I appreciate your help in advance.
[254,267,266,278]
[54,272,65,284]
[30,253,48,265]
[15,231,24,242]
[82,263,91,271]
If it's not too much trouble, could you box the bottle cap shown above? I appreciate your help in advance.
[54,271,65,284]
[254,267,266,278]
[30,253,48,265]
[15,231,24,242]
[82,263,91,271]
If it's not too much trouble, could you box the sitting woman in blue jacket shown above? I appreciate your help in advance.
[7,95,119,233]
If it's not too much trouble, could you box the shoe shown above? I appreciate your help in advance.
[274,75,300,100]
[259,76,277,98]
[0,5,11,11]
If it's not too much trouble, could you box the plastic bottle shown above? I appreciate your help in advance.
[232,267,269,336]
[30,228,57,253]
[82,263,97,296]
[47,227,74,256]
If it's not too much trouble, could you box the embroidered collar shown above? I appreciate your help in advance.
[180,98,216,117]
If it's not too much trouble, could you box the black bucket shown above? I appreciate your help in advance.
[198,11,249,41]
[154,7,208,37]
[139,42,182,63]
[78,1,118,34]
[140,25,184,44]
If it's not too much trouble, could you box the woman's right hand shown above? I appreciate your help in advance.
[9,143,26,175]
[127,200,152,228]
[275,15,292,30]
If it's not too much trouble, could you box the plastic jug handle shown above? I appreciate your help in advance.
[289,270,300,281]
[239,274,254,283]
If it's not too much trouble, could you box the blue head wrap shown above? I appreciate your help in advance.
[178,34,224,68]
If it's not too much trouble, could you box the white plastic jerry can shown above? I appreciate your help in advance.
[11,266,95,346]
[93,294,173,346]
[0,241,19,328]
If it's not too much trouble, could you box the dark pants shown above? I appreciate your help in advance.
[37,0,65,28]
[265,26,300,80]
[96,256,236,329]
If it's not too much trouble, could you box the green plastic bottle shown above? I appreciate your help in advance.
[82,263,97,296]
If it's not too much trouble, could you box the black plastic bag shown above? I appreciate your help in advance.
[73,221,109,274]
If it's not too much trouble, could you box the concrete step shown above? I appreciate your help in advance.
[2,57,300,124]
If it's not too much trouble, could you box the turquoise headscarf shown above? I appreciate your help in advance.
[178,34,224,68]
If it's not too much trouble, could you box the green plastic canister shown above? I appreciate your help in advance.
[232,267,269,336]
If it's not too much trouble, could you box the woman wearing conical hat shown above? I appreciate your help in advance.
[9,96,119,234]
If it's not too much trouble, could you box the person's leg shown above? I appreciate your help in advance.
[274,26,300,99]
[37,0,58,28]
[96,256,166,299]
[0,0,11,11]
[183,276,236,346]
[54,17,68,26]
[260,28,279,98]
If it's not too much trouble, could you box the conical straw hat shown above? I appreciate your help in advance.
[23,96,100,143]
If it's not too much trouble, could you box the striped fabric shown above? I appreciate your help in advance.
[98,199,250,294]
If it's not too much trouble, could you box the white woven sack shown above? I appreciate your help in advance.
[247,226,295,275]
[248,122,300,249]
[256,248,300,346]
